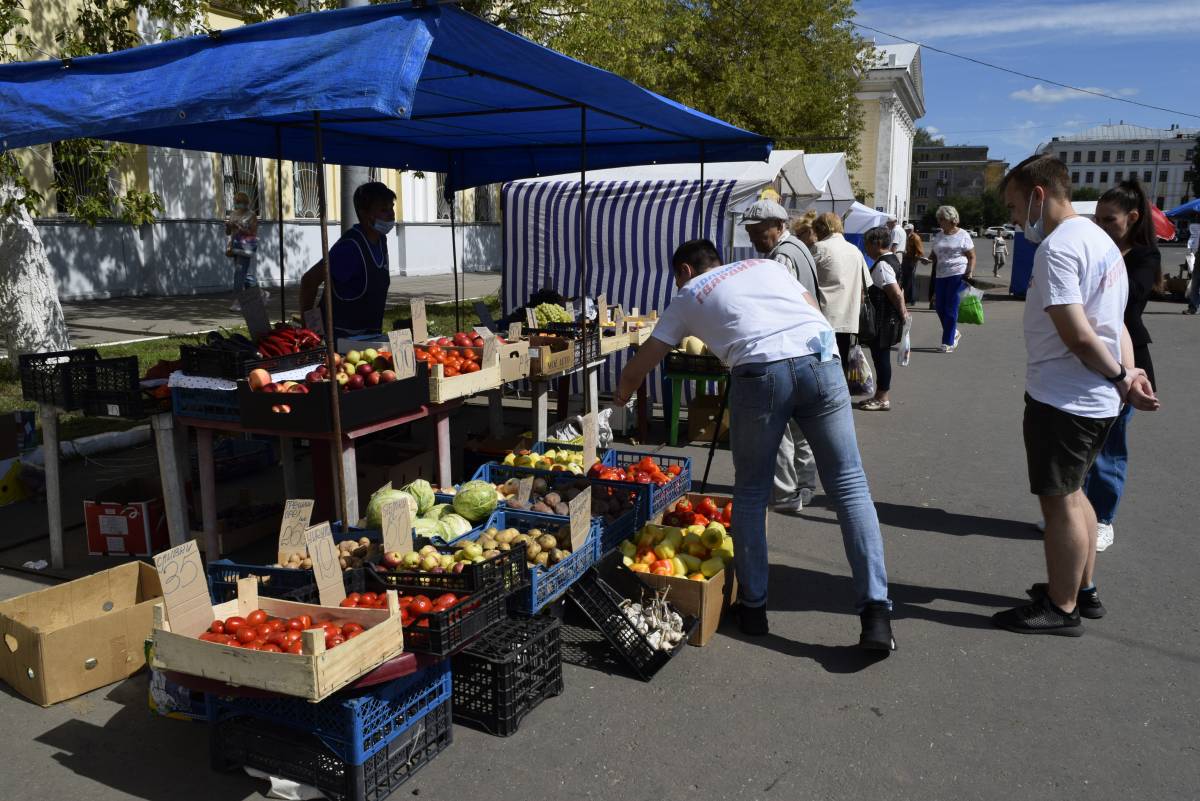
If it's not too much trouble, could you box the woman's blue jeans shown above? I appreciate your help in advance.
[1083,403,1133,524]
[234,255,257,289]
[728,355,891,612]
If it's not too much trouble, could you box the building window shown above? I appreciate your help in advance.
[917,187,928,199]
[935,186,945,198]
[915,204,926,215]
[918,170,928,179]
[1160,150,1170,162]
[1072,172,1080,184]
[1087,151,1096,163]
[1073,151,1081,163]
[1143,170,1152,183]
[1059,152,1068,163]
[1159,170,1168,184]
[292,162,321,219]
[1099,171,1109,183]
[473,184,499,223]
[1101,150,1110,163]
[1116,151,1125,162]
[221,154,261,215]
[937,169,950,180]
[1115,171,1123,181]
[1130,149,1140,162]
[1085,171,1094,184]
[1187,149,1195,160]
[51,141,106,217]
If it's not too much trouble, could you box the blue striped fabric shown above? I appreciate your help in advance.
[502,178,735,402]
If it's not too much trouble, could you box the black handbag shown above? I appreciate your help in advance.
[858,294,877,342]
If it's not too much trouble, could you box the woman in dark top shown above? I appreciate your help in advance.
[1084,180,1160,552]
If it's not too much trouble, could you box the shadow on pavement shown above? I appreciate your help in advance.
[797,499,1040,541]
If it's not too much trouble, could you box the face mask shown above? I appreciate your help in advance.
[1023,191,1045,244]
[372,219,394,236]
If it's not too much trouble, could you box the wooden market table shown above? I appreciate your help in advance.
[155,399,463,558]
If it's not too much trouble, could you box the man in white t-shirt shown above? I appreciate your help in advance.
[887,215,906,253]
[615,240,895,652]
[995,154,1160,636]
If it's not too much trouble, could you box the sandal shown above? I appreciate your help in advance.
[858,399,891,411]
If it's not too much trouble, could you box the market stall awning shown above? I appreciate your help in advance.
[1165,198,1200,218]
[0,3,770,191]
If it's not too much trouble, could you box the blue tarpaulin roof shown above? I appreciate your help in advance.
[1165,198,1200,218]
[0,3,770,191]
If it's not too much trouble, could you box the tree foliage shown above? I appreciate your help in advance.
[1071,186,1102,202]
[913,127,944,147]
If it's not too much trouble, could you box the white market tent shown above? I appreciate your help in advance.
[843,201,892,234]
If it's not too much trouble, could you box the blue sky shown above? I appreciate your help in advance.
[853,0,1200,165]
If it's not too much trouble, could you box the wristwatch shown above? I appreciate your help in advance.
[1106,365,1127,384]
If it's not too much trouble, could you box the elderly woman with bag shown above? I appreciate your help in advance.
[225,190,261,312]
[929,205,975,352]
[812,212,871,368]
[857,227,910,410]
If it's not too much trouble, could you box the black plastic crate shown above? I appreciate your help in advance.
[210,696,452,801]
[208,559,368,604]
[236,365,430,433]
[366,542,529,597]
[525,322,601,366]
[172,385,241,422]
[79,357,172,419]
[567,551,696,681]
[451,615,562,736]
[398,581,505,657]
[18,348,100,410]
[664,351,727,376]
[180,342,327,381]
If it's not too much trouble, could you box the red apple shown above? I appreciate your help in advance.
[288,384,309,394]
[366,372,381,386]
[373,356,390,372]
[261,382,279,393]
[382,551,404,568]
[305,371,322,383]
[380,370,397,383]
[248,368,272,391]
[356,363,374,376]
[348,374,365,390]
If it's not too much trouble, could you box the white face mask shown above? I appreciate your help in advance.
[1023,191,1046,244]
[372,218,394,236]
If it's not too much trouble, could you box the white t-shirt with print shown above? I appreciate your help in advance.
[1024,216,1128,419]
[651,259,831,368]
[931,229,974,277]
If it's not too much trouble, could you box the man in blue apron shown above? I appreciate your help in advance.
[300,182,396,340]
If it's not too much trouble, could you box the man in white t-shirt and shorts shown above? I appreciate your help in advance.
[995,155,1160,636]
[615,240,895,652]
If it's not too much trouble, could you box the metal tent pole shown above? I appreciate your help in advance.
[578,106,589,376]
[275,126,286,322]
[448,175,461,333]
[697,142,706,236]
[313,111,349,525]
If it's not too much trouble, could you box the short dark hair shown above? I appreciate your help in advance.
[353,181,396,220]
[1000,154,1071,200]
[671,239,721,272]
[1099,180,1155,249]
[864,226,892,250]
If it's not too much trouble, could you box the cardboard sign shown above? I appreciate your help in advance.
[475,327,499,366]
[582,411,599,467]
[568,490,592,553]
[303,307,325,337]
[380,499,412,555]
[410,299,428,343]
[474,301,496,330]
[240,288,272,340]
[525,307,538,330]
[153,540,212,636]
[304,522,346,606]
[387,329,417,380]
[597,294,608,325]
[516,476,534,505]
[613,306,625,329]
[277,499,315,563]
[507,322,523,342]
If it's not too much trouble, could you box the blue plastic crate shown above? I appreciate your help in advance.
[207,660,451,765]
[602,449,693,520]
[474,508,602,614]
[172,385,240,421]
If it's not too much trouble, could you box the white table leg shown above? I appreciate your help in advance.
[151,413,189,548]
[532,380,549,442]
[279,437,297,498]
[340,439,359,526]
[40,404,63,570]
[585,365,600,413]
[196,427,219,557]
[487,389,504,438]
[435,412,452,489]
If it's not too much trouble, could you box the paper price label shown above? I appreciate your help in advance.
[240,288,272,340]
[387,329,417,380]
[304,522,346,606]
[507,322,523,341]
[582,411,599,467]
[277,499,315,563]
[613,306,625,329]
[153,540,213,636]
[525,307,538,329]
[597,294,608,325]
[302,307,325,337]
[516,476,534,505]
[568,490,592,553]
[380,499,412,555]
[475,327,499,367]
[410,299,429,343]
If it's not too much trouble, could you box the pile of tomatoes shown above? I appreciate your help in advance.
[663,495,732,529]
[196,609,367,653]
[338,591,390,609]
[589,455,683,487]
[395,591,463,627]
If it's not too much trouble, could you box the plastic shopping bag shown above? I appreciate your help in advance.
[897,317,912,367]
[846,344,875,396]
[958,284,985,325]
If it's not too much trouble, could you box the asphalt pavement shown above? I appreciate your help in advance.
[2,284,1199,800]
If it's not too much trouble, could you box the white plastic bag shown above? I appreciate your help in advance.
[897,317,912,367]
[545,407,614,447]
[846,344,875,396]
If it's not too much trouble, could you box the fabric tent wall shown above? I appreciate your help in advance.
[502,178,736,402]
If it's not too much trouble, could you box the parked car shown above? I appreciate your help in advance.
[984,226,1014,239]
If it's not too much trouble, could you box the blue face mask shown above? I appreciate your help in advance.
[372,218,394,236]
[1023,191,1046,244]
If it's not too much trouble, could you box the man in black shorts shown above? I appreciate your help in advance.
[995,155,1159,636]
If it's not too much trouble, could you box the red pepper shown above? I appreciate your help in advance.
[675,498,693,514]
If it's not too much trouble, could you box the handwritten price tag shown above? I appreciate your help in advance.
[516,476,534,505]
[507,322,523,341]
[525,307,538,329]
[613,306,625,329]
[240,288,271,340]
[304,522,346,606]
[153,540,213,636]
[597,294,608,325]
[410,299,429,343]
[582,410,599,468]
[476,328,499,367]
[568,490,592,553]
[380,499,412,555]
[387,329,417,380]
[277,499,315,564]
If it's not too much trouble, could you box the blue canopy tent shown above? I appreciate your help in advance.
[1,1,770,521]
[1165,198,1200,218]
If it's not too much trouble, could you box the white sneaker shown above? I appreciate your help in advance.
[1096,522,1114,552]
[953,329,962,349]
[773,488,814,515]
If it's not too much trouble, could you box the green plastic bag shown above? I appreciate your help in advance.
[958,285,985,325]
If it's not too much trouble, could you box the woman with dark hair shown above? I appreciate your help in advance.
[858,226,909,411]
[1083,180,1159,552]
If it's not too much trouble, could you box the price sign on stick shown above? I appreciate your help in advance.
[387,329,417,380]
[304,522,346,606]
[613,306,625,330]
[507,322,523,341]
[568,490,592,553]
[380,499,412,555]
[302,307,325,337]
[410,299,429,343]
[516,476,534,505]
[277,499,315,564]
[240,288,272,340]
[597,294,608,325]
[475,327,499,367]
[525,307,538,330]
[154,540,213,636]
[582,410,599,467]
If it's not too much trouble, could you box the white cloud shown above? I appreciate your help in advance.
[925,126,940,135]
[1010,84,1138,104]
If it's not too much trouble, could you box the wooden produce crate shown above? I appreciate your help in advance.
[599,328,630,355]
[624,312,658,346]
[438,340,530,384]
[428,361,502,404]
[151,577,403,703]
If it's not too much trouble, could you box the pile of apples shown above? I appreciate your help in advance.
[196,608,370,653]
[326,348,400,392]
[617,520,735,580]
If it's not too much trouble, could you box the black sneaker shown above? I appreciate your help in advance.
[992,595,1082,636]
[858,602,896,652]
[729,603,769,636]
[1025,583,1106,619]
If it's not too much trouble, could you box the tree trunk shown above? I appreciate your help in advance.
[0,178,71,360]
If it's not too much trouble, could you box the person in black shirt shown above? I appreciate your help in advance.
[1083,180,1160,553]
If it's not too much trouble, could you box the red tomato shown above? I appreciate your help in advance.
[427,345,442,356]
[635,473,652,484]
[268,618,286,632]
[359,592,377,606]
[397,596,414,607]
[346,593,361,606]
[326,635,346,649]
[209,620,225,635]
[235,627,257,644]
[260,643,283,653]
[472,337,484,347]
[400,611,414,627]
[345,629,363,639]
[287,641,304,655]
[285,630,303,645]
[266,632,288,647]
[339,597,358,608]
[434,592,458,608]
[453,332,472,347]
[246,609,268,626]
[254,623,272,640]
[411,596,433,615]
[341,622,365,637]
[224,616,246,632]
[437,337,453,347]
[298,615,313,629]
[698,497,719,518]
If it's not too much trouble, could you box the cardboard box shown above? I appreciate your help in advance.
[633,565,737,647]
[0,562,163,706]
[687,393,729,443]
[356,442,437,509]
[528,335,574,376]
[84,480,169,557]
